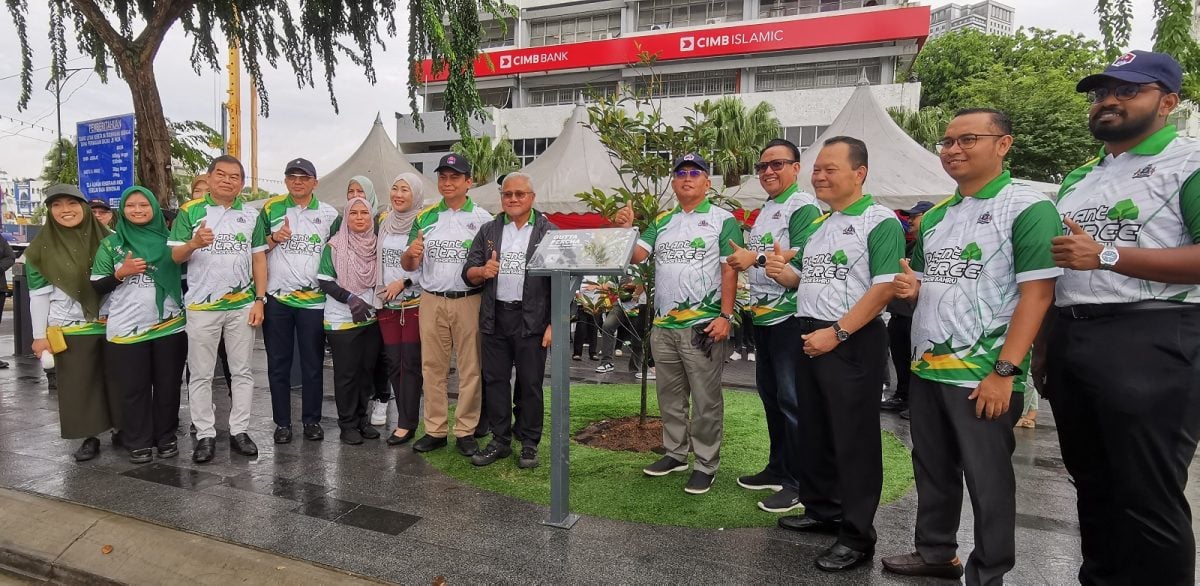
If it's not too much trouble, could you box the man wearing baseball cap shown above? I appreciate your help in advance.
[1047,50,1200,585]
[89,199,115,229]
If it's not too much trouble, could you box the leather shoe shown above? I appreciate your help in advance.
[303,423,324,441]
[815,543,873,572]
[274,426,292,444]
[412,434,448,453]
[881,552,964,579]
[778,515,841,534]
[456,435,479,457]
[73,437,100,462]
[192,437,215,463]
[386,429,415,446]
[341,428,364,445]
[230,433,258,456]
[358,425,380,440]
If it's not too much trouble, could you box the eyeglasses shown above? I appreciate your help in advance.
[1086,82,1166,104]
[285,174,314,182]
[212,170,242,182]
[501,190,533,199]
[754,159,797,174]
[934,134,1006,153]
[674,169,706,178]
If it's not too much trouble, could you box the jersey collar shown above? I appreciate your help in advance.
[432,196,476,213]
[1101,124,1177,158]
[949,170,1012,205]
[770,183,799,205]
[676,197,712,214]
[837,194,873,216]
[502,209,538,226]
[286,194,321,210]
[204,193,244,210]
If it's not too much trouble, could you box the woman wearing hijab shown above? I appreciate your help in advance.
[27,184,116,461]
[344,176,394,427]
[317,196,383,445]
[91,186,187,464]
[377,173,425,445]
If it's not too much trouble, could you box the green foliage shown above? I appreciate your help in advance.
[30,203,47,225]
[169,120,221,176]
[39,138,77,185]
[693,96,782,188]
[886,106,951,153]
[1097,0,1200,97]
[1097,0,1135,61]
[450,135,520,185]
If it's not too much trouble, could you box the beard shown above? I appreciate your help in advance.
[1088,105,1159,142]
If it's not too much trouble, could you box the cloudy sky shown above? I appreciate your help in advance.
[0,0,1158,186]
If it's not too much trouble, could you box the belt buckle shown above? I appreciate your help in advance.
[1068,305,1088,320]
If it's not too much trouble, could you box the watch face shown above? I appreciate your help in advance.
[1100,249,1119,264]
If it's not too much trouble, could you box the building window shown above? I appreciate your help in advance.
[758,0,875,18]
[526,82,619,107]
[755,58,883,92]
[529,13,621,47]
[480,18,516,49]
[632,69,739,98]
[783,125,830,151]
[636,0,743,30]
[513,137,556,167]
[427,87,513,111]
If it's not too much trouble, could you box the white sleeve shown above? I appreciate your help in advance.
[30,292,50,339]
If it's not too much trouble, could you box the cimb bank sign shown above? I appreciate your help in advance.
[678,30,784,52]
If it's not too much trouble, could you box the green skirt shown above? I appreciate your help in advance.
[55,334,120,439]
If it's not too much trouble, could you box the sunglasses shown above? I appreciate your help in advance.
[1086,82,1167,104]
[674,169,706,178]
[754,159,797,174]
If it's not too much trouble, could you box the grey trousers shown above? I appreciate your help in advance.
[650,325,730,474]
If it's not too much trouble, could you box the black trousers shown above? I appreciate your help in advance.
[572,307,598,357]
[910,376,1019,586]
[792,317,886,552]
[887,314,913,401]
[263,298,325,427]
[753,318,803,485]
[328,324,382,432]
[1047,308,1200,586]
[482,306,546,448]
[104,332,188,451]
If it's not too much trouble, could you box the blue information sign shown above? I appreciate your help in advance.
[76,113,135,206]
[13,181,32,216]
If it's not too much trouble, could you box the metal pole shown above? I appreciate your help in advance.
[542,271,581,529]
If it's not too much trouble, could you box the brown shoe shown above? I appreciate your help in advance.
[881,552,964,579]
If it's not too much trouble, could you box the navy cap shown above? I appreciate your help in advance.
[1077,50,1183,94]
[903,201,935,216]
[88,198,111,211]
[435,153,472,175]
[672,153,710,174]
[284,157,317,178]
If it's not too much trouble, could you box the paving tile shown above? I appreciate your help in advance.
[120,462,225,491]
[334,504,421,535]
[291,495,360,521]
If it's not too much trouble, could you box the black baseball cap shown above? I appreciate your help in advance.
[44,184,86,203]
[672,153,710,174]
[1076,50,1183,94]
[284,157,317,178]
[435,153,472,175]
[88,198,111,211]
[903,201,935,216]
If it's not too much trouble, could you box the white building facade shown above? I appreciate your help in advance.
[928,0,1014,38]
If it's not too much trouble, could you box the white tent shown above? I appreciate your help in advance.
[315,114,438,210]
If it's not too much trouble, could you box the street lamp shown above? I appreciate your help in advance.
[44,64,89,173]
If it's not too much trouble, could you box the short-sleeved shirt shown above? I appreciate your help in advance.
[637,198,743,328]
[168,194,268,311]
[1056,125,1200,306]
[316,245,379,331]
[909,172,1062,389]
[791,195,904,322]
[745,183,822,325]
[91,237,185,343]
[409,198,494,293]
[497,211,535,303]
[26,263,108,336]
[261,194,339,308]
[378,230,422,310]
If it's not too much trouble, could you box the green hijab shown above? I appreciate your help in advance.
[350,175,379,212]
[109,186,182,318]
[25,185,108,320]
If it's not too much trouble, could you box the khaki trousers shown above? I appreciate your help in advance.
[419,292,483,438]
[650,325,730,474]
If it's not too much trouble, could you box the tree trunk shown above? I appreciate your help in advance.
[123,59,174,207]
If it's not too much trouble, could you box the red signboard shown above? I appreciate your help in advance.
[420,6,930,82]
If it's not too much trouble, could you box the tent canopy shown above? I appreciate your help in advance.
[315,114,438,211]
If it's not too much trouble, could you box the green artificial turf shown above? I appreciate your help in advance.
[419,384,914,529]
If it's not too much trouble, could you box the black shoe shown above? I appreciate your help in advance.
[412,434,448,453]
[73,437,100,462]
[111,430,124,448]
[0,359,10,369]
[359,425,380,440]
[386,429,415,446]
[303,423,324,441]
[129,448,153,464]
[473,426,491,439]
[881,552,964,579]
[157,440,179,459]
[815,543,874,572]
[189,423,197,435]
[192,437,215,463]
[880,396,908,412]
[900,409,911,420]
[274,426,292,444]
[589,354,599,361]
[778,515,841,534]
[684,470,715,494]
[517,446,540,469]
[643,455,688,476]
[230,433,259,456]
[340,429,364,445]
[470,442,512,466]
[571,355,582,361]
[456,435,478,457]
[737,470,784,491]
[758,488,803,513]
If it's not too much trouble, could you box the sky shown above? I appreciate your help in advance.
[0,0,1159,186]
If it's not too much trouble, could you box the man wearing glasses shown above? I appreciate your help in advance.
[880,109,1060,584]
[724,139,821,513]
[614,153,743,495]
[461,172,555,469]
[260,158,339,444]
[1045,50,1200,585]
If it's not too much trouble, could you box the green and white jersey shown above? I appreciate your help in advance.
[26,262,108,336]
[745,183,822,326]
[791,195,904,322]
[261,194,339,308]
[316,245,379,331]
[909,172,1062,390]
[91,237,185,344]
[408,198,493,293]
[637,198,743,328]
[378,231,422,310]
[1056,125,1200,306]
[168,195,268,311]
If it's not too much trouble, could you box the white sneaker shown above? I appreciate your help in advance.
[595,363,614,374]
[730,352,742,361]
[370,400,388,426]
[614,349,623,357]
[746,352,756,362]
[635,367,656,380]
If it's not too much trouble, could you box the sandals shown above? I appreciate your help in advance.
[1015,416,1037,429]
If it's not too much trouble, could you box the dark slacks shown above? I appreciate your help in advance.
[105,332,188,451]
[328,324,382,432]
[1047,308,1200,586]
[572,307,598,357]
[910,375,1019,586]
[887,314,913,401]
[753,317,803,485]
[263,298,325,427]
[792,317,886,553]
[379,308,423,430]
[482,306,546,448]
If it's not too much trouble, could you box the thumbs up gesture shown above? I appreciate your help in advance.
[726,238,756,272]
[189,220,214,249]
[115,250,148,280]
[893,258,920,300]
[406,229,425,260]
[1051,217,1105,270]
[482,250,501,279]
[272,217,292,244]
[613,204,635,228]
[764,242,787,280]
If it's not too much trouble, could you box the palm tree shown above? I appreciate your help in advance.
[887,106,952,153]
[694,97,782,188]
[451,135,521,185]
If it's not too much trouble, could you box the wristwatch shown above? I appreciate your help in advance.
[403,278,413,288]
[720,312,736,322]
[994,360,1023,377]
[1098,243,1120,270]
[755,253,768,268]
[833,322,850,342]
[254,295,267,303]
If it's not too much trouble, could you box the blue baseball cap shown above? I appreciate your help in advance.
[1076,50,1183,94]
[672,153,710,174]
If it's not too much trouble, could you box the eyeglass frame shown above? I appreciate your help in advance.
[1085,82,1168,105]
[754,159,798,174]
[934,134,1008,153]
[673,169,707,178]
[501,190,535,199]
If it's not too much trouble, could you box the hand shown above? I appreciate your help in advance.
[272,217,292,244]
[248,300,264,327]
[726,239,756,272]
[613,204,635,228]
[406,229,425,260]
[482,251,500,280]
[115,251,148,280]
[893,258,920,300]
[801,327,840,357]
[968,372,1013,420]
[382,279,406,301]
[347,294,373,323]
[764,243,788,280]
[31,338,50,356]
[189,220,214,249]
[704,315,731,342]
[542,325,552,348]
[1051,218,1103,270]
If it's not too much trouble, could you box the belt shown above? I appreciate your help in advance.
[795,316,837,329]
[427,289,481,299]
[1056,300,1196,320]
[497,300,523,310]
